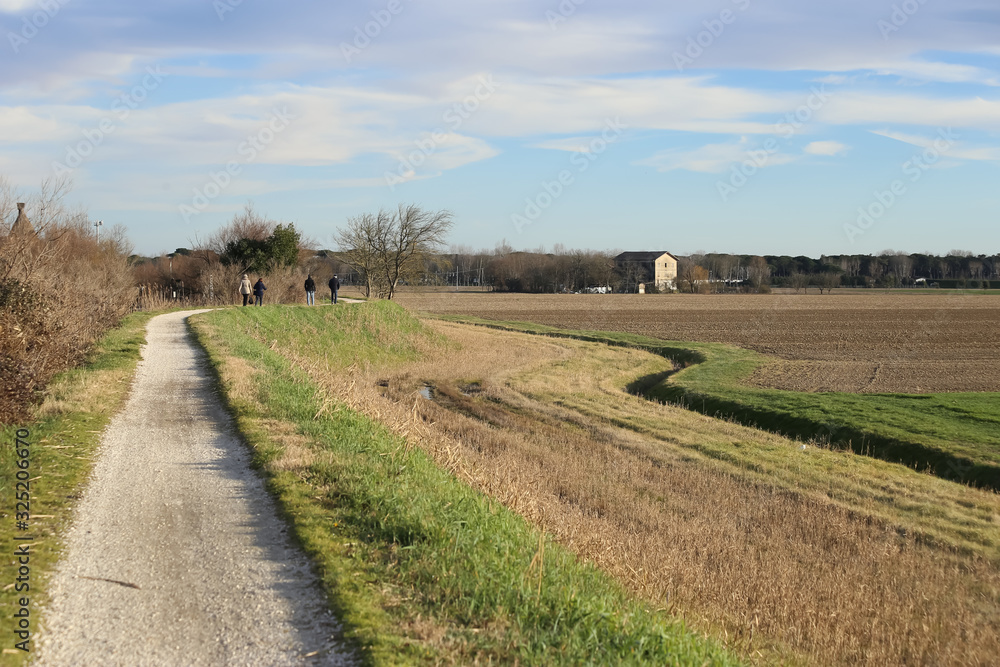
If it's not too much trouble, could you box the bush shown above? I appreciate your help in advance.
[1,185,135,423]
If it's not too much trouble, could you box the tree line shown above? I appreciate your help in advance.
[7,187,997,422]
[126,199,1000,299]
[133,217,1000,299]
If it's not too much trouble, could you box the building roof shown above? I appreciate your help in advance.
[615,251,678,262]
[11,203,35,236]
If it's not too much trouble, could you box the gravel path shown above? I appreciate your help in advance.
[35,310,355,666]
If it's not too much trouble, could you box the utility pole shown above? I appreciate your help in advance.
[94,219,103,242]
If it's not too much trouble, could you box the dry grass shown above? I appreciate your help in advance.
[394,291,1000,393]
[1,193,135,422]
[287,319,1000,666]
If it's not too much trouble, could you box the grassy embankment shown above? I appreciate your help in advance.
[434,315,1000,491]
[190,302,738,666]
[0,311,155,666]
[198,303,1000,664]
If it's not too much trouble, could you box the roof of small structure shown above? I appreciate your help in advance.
[11,203,34,235]
[614,251,678,262]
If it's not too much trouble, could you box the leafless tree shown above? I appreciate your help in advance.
[677,259,704,293]
[335,204,453,299]
[748,255,771,292]
[203,202,272,256]
[335,209,391,298]
[789,272,809,293]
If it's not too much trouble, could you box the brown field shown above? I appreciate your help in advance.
[393,291,1000,393]
[288,319,1000,666]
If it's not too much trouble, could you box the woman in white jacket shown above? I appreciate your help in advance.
[238,274,252,306]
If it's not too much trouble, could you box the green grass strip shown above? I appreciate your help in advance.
[191,303,740,666]
[0,311,154,666]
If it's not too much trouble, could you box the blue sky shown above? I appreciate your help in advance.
[1,0,998,256]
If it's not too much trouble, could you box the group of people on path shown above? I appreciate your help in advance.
[238,273,340,306]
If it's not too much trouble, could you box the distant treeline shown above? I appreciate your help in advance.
[132,234,1000,297]
[759,251,1000,289]
[432,247,1000,293]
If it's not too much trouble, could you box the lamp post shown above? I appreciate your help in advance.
[94,219,103,242]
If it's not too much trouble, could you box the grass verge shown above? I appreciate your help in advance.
[0,311,155,665]
[190,302,740,666]
[432,315,1000,491]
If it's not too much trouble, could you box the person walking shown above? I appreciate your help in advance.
[304,274,316,305]
[253,278,267,306]
[238,273,252,307]
[329,274,340,304]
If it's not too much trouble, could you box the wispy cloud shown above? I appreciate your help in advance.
[804,141,849,156]
[871,129,1000,161]
[636,138,796,174]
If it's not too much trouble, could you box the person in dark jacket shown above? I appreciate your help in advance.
[304,275,316,305]
[253,278,266,306]
[329,274,340,304]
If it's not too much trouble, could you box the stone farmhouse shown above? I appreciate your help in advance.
[614,251,679,292]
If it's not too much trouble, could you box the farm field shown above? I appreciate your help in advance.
[393,291,1000,393]
[196,303,1000,666]
[394,292,1000,489]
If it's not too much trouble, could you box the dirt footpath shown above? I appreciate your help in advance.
[36,310,354,666]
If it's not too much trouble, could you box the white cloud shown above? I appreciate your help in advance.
[636,138,797,174]
[871,129,1000,161]
[0,0,35,12]
[531,137,599,153]
[0,106,77,142]
[870,60,1000,86]
[465,76,791,138]
[825,92,1000,131]
[804,141,848,156]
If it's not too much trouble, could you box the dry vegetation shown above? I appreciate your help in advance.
[393,291,1000,393]
[0,180,135,422]
[279,317,1000,666]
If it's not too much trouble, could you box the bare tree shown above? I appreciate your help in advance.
[677,259,708,293]
[335,205,452,299]
[335,209,392,297]
[203,202,272,258]
[789,272,809,293]
[816,272,841,294]
[748,255,771,292]
[382,205,453,299]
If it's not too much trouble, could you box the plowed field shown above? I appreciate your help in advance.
[395,291,1000,393]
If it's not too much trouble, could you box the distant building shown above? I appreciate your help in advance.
[615,251,678,292]
[11,203,35,236]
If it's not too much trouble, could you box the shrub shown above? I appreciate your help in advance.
[1,183,135,423]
